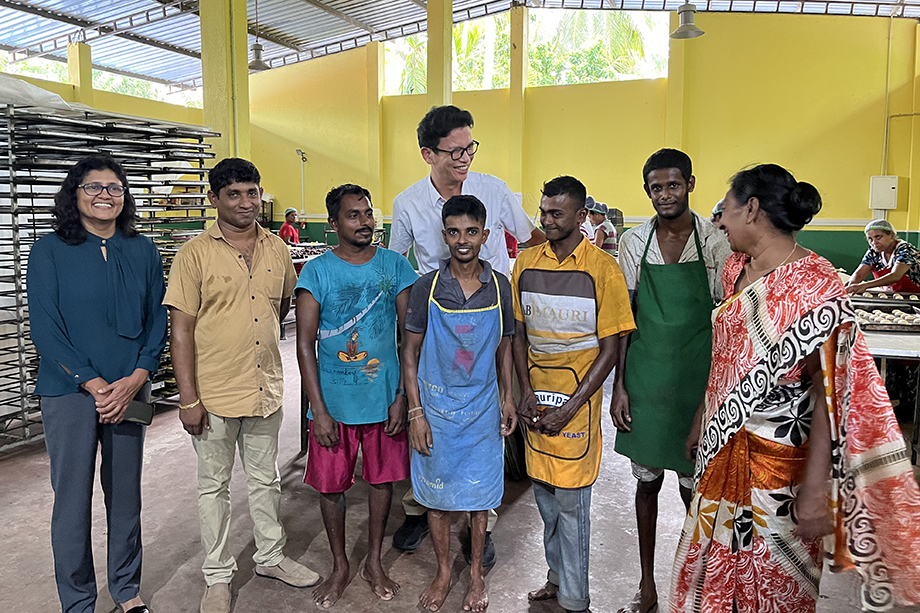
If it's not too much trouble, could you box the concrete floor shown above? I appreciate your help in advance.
[1,337,917,613]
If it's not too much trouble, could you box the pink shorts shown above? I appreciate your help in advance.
[304,421,409,493]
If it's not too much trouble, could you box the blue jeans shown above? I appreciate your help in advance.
[42,392,145,613]
[532,480,592,612]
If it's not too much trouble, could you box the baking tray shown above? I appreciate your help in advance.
[855,302,920,333]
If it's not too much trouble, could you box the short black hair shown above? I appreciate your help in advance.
[442,195,487,227]
[643,148,692,184]
[52,155,138,245]
[325,183,371,221]
[209,158,260,194]
[542,176,587,209]
[417,105,474,150]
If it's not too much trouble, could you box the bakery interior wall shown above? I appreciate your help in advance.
[4,12,917,272]
[248,12,919,272]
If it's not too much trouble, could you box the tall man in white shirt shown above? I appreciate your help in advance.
[390,105,545,276]
[389,104,545,564]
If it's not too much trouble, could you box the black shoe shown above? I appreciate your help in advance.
[393,513,429,550]
[462,526,497,567]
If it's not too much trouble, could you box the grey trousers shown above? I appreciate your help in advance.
[42,391,146,613]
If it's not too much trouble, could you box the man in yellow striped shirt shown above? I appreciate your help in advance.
[512,176,635,613]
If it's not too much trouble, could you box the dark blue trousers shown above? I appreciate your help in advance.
[42,392,145,613]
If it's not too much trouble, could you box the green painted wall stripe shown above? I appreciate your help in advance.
[273,222,920,276]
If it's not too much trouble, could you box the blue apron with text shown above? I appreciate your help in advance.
[411,271,504,512]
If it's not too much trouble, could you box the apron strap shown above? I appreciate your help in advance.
[492,271,502,337]
[429,268,503,339]
[428,270,441,304]
[691,215,705,262]
[640,220,657,265]
[641,216,705,266]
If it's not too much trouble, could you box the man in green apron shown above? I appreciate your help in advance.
[612,149,732,613]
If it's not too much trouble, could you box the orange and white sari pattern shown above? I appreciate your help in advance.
[669,252,920,613]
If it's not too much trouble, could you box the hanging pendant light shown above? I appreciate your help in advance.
[670,3,705,39]
[249,0,271,72]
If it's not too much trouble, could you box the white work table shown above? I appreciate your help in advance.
[863,331,920,359]
[862,330,920,464]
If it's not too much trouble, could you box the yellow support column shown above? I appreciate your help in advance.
[200,0,251,162]
[908,23,920,233]
[366,41,384,204]
[665,12,687,150]
[509,4,528,193]
[427,0,452,108]
[67,43,94,107]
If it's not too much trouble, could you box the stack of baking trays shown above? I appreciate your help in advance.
[852,291,920,333]
[289,243,329,276]
[0,103,218,450]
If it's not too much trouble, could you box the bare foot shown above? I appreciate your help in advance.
[527,581,558,601]
[462,575,488,612]
[361,562,399,601]
[419,570,451,612]
[313,565,350,609]
[617,588,659,613]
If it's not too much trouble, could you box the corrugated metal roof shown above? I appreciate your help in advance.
[1,0,917,90]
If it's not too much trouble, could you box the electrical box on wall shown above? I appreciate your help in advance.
[869,176,906,210]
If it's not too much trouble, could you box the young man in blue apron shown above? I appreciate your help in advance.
[390,105,545,560]
[513,176,635,613]
[402,195,517,612]
[611,149,732,613]
[296,184,419,608]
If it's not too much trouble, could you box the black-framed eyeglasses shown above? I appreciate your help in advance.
[431,140,479,161]
[79,183,126,197]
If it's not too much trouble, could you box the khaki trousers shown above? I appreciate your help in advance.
[192,409,286,585]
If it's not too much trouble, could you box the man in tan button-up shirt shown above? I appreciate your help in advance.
[164,158,319,613]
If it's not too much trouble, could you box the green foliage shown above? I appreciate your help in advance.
[398,35,427,95]
[528,10,652,87]
[389,10,663,94]
[0,51,69,83]
[92,70,165,101]
[452,21,485,91]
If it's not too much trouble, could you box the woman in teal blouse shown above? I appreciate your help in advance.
[27,155,167,613]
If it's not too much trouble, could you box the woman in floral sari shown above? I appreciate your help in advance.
[670,164,920,613]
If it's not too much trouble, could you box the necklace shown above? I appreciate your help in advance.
[743,243,799,283]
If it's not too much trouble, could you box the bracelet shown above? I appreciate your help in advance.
[396,387,407,397]
[408,407,424,414]
[179,398,201,410]
[410,414,426,421]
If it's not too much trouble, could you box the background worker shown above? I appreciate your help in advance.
[279,207,300,245]
[587,199,617,255]
[846,219,920,295]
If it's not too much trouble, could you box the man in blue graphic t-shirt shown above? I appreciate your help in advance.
[296,184,418,608]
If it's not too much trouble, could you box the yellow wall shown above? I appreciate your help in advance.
[3,73,204,125]
[8,12,918,232]
[248,13,918,229]
[249,48,371,218]
[679,13,917,226]
[524,79,668,216]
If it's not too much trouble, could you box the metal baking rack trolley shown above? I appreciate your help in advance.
[0,103,217,451]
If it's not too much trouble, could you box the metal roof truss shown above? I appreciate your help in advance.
[9,0,201,63]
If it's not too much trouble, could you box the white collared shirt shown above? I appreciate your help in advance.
[389,172,537,275]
